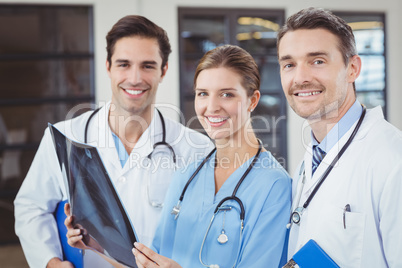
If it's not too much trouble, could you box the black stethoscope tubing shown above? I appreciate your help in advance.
[290,106,367,227]
[175,139,262,221]
[302,106,366,209]
[84,107,176,163]
[84,107,101,144]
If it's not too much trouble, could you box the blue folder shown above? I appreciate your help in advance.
[55,200,83,268]
[292,239,339,268]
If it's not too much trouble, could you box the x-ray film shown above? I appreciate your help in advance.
[49,123,138,268]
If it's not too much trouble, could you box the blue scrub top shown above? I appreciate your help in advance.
[151,151,291,268]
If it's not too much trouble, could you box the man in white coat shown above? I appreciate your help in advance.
[14,15,213,268]
[277,7,402,268]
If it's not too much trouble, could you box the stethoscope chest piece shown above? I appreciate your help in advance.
[217,230,228,244]
[217,208,229,244]
[291,207,304,225]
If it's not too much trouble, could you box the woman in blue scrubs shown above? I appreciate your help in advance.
[133,45,291,268]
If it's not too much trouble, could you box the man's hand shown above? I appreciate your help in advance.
[46,257,74,268]
[64,203,90,250]
[64,203,104,253]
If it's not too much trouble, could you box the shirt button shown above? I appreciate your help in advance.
[118,176,126,183]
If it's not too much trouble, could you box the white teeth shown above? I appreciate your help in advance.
[125,89,144,95]
[207,117,227,123]
[298,91,321,97]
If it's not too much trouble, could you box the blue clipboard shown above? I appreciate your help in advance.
[55,200,83,268]
[292,239,339,268]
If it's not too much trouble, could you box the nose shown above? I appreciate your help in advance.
[293,64,312,85]
[206,95,221,113]
[127,65,143,85]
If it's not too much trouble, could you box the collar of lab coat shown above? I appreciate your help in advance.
[89,101,164,173]
[301,105,384,193]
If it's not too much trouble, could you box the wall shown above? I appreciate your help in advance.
[4,0,401,174]
[2,0,140,105]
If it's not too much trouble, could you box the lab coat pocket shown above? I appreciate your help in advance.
[313,203,365,268]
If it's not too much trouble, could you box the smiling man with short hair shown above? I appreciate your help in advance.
[277,7,402,268]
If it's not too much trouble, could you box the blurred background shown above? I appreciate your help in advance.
[0,0,401,266]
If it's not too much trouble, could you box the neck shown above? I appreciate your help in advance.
[309,95,356,143]
[214,131,260,168]
[213,130,260,194]
[108,105,154,153]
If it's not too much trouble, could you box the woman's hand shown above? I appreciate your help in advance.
[132,242,182,268]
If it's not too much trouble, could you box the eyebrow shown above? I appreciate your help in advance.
[279,51,329,62]
[220,88,237,92]
[114,59,130,64]
[278,55,292,62]
[142,60,158,66]
[113,59,158,65]
[307,51,329,58]
[194,87,237,92]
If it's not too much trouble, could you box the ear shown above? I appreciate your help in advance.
[248,90,261,112]
[160,62,168,83]
[106,60,111,78]
[347,55,362,83]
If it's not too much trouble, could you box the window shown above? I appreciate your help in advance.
[0,4,94,243]
[335,12,387,116]
[178,8,287,166]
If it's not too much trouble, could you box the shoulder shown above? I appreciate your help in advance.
[240,151,291,197]
[164,117,211,144]
[363,107,402,142]
[350,108,402,187]
[251,151,292,199]
[51,110,95,141]
[238,151,291,208]
[167,156,208,198]
[175,149,214,177]
[360,109,402,162]
[164,117,214,164]
[254,151,291,182]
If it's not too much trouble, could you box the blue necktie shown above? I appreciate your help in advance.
[312,145,326,175]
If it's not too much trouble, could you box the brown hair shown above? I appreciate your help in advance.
[194,45,260,96]
[106,15,171,71]
[277,7,357,65]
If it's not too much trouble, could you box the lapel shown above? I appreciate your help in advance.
[301,106,380,197]
[89,102,123,174]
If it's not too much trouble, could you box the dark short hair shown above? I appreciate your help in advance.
[277,7,357,65]
[106,15,171,71]
[194,45,260,96]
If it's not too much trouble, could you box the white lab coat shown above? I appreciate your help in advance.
[288,106,402,268]
[14,102,214,268]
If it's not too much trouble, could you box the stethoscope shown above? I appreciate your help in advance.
[84,107,176,208]
[287,106,366,229]
[171,139,263,268]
